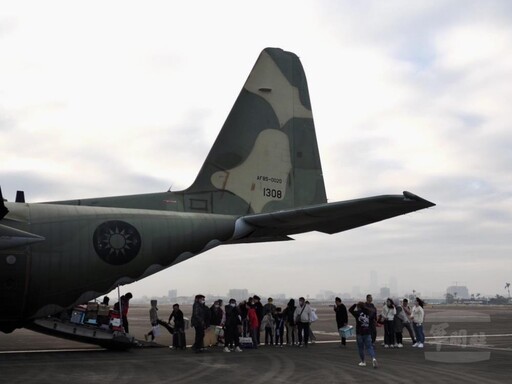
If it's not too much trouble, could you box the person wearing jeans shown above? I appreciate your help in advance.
[411,297,425,348]
[349,301,378,368]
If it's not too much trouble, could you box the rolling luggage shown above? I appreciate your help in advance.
[173,330,186,349]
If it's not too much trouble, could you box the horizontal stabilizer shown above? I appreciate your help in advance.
[0,223,45,250]
[233,191,435,239]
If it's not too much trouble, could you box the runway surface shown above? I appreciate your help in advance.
[1,304,511,383]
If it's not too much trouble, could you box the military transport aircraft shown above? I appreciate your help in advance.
[0,48,434,338]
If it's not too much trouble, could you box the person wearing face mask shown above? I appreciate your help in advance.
[210,300,224,346]
[191,294,208,353]
[294,297,312,347]
[223,299,243,352]
[210,300,223,327]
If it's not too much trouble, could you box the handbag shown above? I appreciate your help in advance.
[295,305,306,324]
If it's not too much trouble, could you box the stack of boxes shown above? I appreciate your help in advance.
[68,301,114,330]
[84,302,99,325]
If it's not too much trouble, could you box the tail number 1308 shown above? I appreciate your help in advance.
[263,188,282,199]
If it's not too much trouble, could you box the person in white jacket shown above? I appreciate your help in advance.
[411,297,425,348]
[294,297,312,347]
[381,298,397,348]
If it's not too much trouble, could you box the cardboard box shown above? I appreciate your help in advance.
[98,304,110,316]
[339,325,354,338]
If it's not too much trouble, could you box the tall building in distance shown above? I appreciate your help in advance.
[228,289,249,302]
[168,289,177,301]
[446,285,470,299]
[379,287,391,299]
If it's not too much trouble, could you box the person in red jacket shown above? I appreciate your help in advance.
[114,292,133,334]
[246,302,260,349]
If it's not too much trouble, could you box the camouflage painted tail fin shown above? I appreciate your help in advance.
[184,48,327,215]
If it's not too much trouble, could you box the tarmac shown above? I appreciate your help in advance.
[1,304,511,383]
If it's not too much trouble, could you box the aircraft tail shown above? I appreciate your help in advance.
[184,48,327,215]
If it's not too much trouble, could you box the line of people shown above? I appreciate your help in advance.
[335,295,426,368]
[142,292,426,368]
[189,295,318,353]
[379,297,425,348]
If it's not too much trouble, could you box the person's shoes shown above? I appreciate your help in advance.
[384,344,389,348]
[393,344,398,348]
[372,358,378,369]
[169,346,174,349]
[235,346,243,352]
[358,362,366,367]
[397,343,403,348]
[223,347,231,353]
[412,342,418,347]
[298,343,304,348]
[417,343,424,348]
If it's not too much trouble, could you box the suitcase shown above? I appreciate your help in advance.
[173,330,186,349]
[239,336,254,348]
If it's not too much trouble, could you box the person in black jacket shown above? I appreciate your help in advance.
[168,303,186,350]
[349,302,378,368]
[191,294,208,352]
[334,297,348,346]
[365,294,378,344]
[223,298,243,353]
[283,299,297,345]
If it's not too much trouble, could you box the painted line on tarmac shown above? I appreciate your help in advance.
[2,334,510,354]
[0,348,106,355]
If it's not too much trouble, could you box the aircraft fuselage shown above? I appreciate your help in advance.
[0,201,236,331]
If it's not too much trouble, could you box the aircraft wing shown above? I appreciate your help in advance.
[232,191,435,240]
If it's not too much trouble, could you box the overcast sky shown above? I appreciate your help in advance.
[1,1,511,301]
